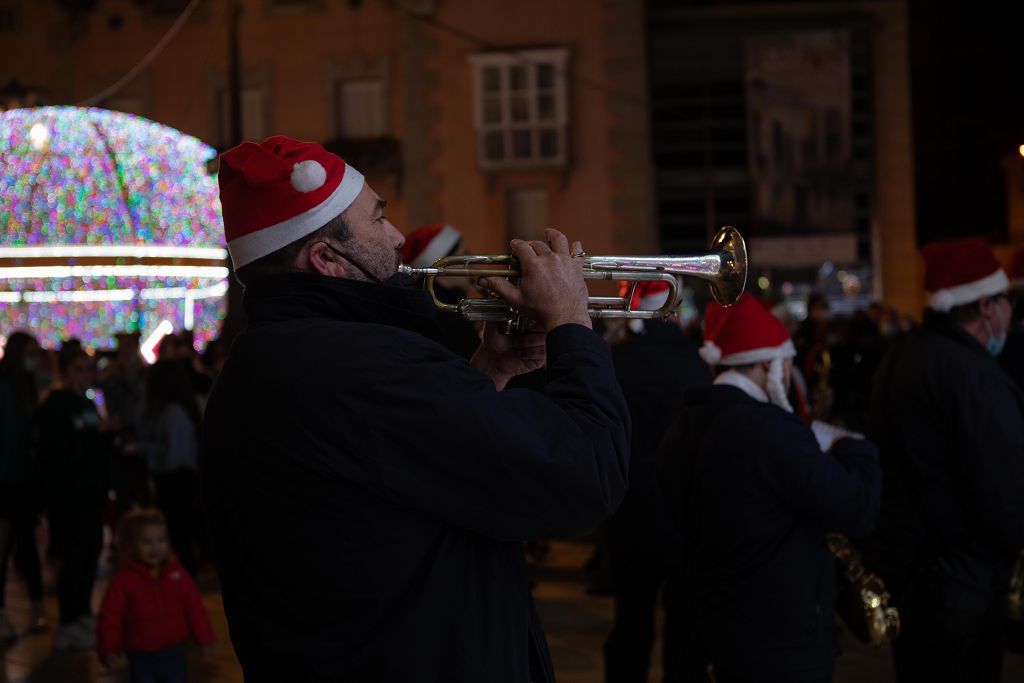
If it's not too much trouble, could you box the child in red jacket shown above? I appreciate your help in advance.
[97,508,214,682]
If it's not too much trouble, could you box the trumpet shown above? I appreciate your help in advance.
[399,226,748,333]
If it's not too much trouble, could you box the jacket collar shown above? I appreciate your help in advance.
[242,271,447,343]
[123,554,184,580]
[923,309,991,357]
[714,369,769,403]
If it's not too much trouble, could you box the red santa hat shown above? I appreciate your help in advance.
[402,223,462,268]
[700,294,796,366]
[923,239,1009,312]
[618,280,673,311]
[218,136,364,269]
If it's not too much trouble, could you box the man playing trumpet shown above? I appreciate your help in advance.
[201,136,630,682]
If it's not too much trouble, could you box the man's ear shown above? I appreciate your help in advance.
[306,241,349,278]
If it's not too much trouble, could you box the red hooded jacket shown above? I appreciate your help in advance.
[97,555,215,658]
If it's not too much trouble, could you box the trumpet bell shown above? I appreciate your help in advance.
[708,226,747,307]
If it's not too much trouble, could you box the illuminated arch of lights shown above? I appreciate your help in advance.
[0,106,228,353]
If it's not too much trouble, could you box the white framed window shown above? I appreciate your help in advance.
[469,48,568,170]
[217,87,268,147]
[334,79,387,139]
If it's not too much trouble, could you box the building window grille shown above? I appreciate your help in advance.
[470,48,568,170]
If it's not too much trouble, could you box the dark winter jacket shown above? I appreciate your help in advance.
[659,384,880,681]
[606,321,711,569]
[0,377,36,485]
[97,555,214,660]
[201,271,630,683]
[999,320,1024,393]
[865,312,1024,593]
[35,389,111,508]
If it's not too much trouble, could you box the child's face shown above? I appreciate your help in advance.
[135,524,170,567]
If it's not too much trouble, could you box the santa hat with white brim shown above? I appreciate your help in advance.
[923,239,1009,312]
[619,280,675,333]
[700,294,796,366]
[218,136,364,269]
[403,223,462,269]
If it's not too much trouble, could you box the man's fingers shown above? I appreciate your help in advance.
[570,240,584,257]
[510,239,539,265]
[545,229,570,256]
[528,240,553,257]
[479,277,523,308]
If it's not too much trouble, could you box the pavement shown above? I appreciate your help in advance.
[3,537,1024,682]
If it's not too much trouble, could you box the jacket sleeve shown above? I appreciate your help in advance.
[180,572,215,646]
[96,572,127,660]
[953,369,1024,552]
[324,324,631,541]
[756,414,881,537]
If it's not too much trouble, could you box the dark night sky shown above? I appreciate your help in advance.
[908,0,1024,245]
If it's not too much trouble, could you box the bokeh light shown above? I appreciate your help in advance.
[0,106,227,351]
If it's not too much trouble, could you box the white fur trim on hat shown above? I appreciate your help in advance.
[699,341,722,365]
[411,224,461,268]
[228,166,365,269]
[291,160,327,193]
[928,268,1009,312]
[639,289,672,311]
[718,339,797,366]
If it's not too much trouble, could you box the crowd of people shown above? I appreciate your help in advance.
[0,323,221,676]
[2,133,1023,683]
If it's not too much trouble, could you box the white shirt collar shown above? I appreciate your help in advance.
[714,369,769,404]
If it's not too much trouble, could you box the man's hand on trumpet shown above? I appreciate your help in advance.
[478,228,592,332]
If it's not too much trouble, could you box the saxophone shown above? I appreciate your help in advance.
[814,350,900,645]
[827,533,901,644]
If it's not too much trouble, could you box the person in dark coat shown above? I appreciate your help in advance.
[202,137,630,683]
[660,295,881,683]
[864,239,1024,683]
[36,345,115,650]
[0,331,48,640]
[603,281,712,683]
[402,222,481,359]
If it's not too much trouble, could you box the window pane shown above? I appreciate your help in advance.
[483,97,502,124]
[510,96,529,122]
[509,65,527,91]
[484,131,505,161]
[536,63,555,88]
[537,94,555,122]
[539,128,559,158]
[512,130,532,159]
[336,80,387,139]
[482,67,501,93]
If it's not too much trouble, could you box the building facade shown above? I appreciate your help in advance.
[1,0,921,317]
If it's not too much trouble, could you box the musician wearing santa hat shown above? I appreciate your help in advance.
[603,281,711,683]
[201,136,631,682]
[864,239,1024,683]
[658,294,881,683]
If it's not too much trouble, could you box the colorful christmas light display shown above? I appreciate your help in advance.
[0,106,227,351]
